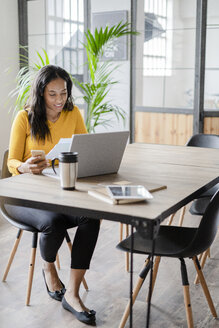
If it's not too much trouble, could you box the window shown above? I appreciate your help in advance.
[46,0,84,78]
[143,0,172,76]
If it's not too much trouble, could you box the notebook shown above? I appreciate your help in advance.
[43,131,129,178]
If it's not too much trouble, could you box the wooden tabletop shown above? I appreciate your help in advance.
[0,143,218,227]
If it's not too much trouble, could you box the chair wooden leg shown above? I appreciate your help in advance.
[200,250,208,267]
[194,250,208,284]
[82,277,89,291]
[65,231,89,291]
[195,233,216,284]
[168,212,176,225]
[119,258,151,328]
[119,223,130,272]
[183,285,194,328]
[2,229,23,281]
[178,206,186,227]
[180,258,194,328]
[198,252,203,261]
[143,214,173,300]
[144,213,173,301]
[120,223,123,242]
[198,247,211,262]
[26,232,38,306]
[192,256,217,317]
[56,253,61,270]
[146,256,161,302]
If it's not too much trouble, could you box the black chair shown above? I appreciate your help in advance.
[186,133,219,217]
[185,134,219,279]
[173,134,219,226]
[141,133,219,304]
[116,190,219,328]
[1,150,88,305]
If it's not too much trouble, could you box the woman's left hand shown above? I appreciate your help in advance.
[18,156,50,174]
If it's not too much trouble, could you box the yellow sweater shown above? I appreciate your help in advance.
[8,106,87,175]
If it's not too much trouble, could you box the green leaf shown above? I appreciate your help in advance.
[42,48,50,65]
[36,51,45,66]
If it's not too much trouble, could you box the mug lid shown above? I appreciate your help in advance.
[59,152,78,163]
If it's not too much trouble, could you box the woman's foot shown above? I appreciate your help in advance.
[62,296,96,325]
[42,262,66,301]
[42,269,65,301]
[64,290,90,312]
[43,262,63,291]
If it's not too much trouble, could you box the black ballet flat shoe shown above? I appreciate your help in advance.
[62,296,96,325]
[42,269,66,302]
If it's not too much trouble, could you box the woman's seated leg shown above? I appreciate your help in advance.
[64,217,100,314]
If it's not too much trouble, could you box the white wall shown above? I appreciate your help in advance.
[0,0,19,166]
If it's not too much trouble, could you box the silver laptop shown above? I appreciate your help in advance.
[44,131,129,178]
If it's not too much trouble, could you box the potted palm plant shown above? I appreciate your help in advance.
[9,21,138,133]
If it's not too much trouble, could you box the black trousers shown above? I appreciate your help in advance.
[5,204,100,269]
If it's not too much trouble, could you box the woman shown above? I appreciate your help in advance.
[6,65,100,325]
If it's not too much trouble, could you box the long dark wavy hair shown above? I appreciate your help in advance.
[26,65,74,141]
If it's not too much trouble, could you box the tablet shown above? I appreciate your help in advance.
[106,185,153,200]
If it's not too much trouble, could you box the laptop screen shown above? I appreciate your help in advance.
[70,131,129,178]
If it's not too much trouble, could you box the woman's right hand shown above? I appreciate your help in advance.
[18,156,49,174]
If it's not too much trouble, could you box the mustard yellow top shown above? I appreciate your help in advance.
[8,106,87,175]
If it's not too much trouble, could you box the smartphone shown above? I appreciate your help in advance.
[106,185,153,200]
[31,149,46,160]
